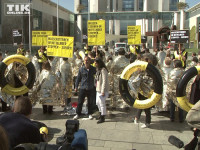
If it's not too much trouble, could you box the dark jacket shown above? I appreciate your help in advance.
[75,65,96,90]
[0,112,40,148]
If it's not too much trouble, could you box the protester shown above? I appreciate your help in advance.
[157,47,166,67]
[17,44,25,55]
[161,57,173,111]
[133,53,158,128]
[167,60,184,122]
[73,56,96,120]
[95,58,109,124]
[189,62,200,105]
[0,97,40,148]
[37,61,57,114]
[60,58,73,113]
[25,50,32,60]
[187,56,198,68]
[37,46,47,72]
[110,48,129,108]
[172,44,187,68]
[72,52,83,90]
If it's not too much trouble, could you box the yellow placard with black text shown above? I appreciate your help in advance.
[32,31,53,46]
[47,36,74,58]
[127,26,141,45]
[88,20,105,46]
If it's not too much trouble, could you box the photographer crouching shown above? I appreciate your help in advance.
[14,120,88,150]
[0,96,41,149]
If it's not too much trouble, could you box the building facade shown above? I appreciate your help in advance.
[186,2,200,48]
[0,0,74,53]
[74,0,186,48]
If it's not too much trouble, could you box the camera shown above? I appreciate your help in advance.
[14,120,88,150]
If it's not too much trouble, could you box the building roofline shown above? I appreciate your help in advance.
[186,2,200,12]
[41,0,74,14]
[76,11,179,15]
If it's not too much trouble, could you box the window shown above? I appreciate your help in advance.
[33,9,42,30]
[59,18,64,36]
[139,0,143,11]
[123,0,134,11]
[110,0,113,11]
[169,0,178,11]
[120,20,136,35]
[80,0,88,13]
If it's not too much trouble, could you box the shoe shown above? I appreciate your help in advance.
[97,115,105,124]
[73,114,79,120]
[89,115,93,120]
[141,123,150,128]
[134,119,138,124]
[43,105,47,114]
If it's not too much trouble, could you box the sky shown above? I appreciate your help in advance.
[51,0,200,13]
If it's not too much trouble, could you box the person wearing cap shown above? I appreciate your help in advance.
[0,96,40,148]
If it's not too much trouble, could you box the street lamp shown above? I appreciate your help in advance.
[88,0,90,20]
[57,0,59,36]
[29,0,32,54]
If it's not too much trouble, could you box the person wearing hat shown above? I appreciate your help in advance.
[0,96,41,148]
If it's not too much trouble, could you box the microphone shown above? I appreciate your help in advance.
[168,135,184,148]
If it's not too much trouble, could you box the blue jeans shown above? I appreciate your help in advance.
[170,100,183,121]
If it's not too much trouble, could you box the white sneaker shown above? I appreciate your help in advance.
[73,114,79,120]
[88,115,93,120]
[141,123,150,128]
[134,119,138,124]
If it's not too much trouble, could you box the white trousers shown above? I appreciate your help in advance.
[96,92,109,115]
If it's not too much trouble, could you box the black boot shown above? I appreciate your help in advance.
[43,105,47,114]
[97,115,105,124]
[48,106,53,114]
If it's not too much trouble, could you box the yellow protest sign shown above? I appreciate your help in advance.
[47,36,74,58]
[88,20,105,46]
[127,26,141,45]
[32,31,53,46]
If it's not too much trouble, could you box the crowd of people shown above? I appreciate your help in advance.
[0,43,200,148]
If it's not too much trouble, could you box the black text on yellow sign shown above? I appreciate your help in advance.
[47,36,74,58]
[88,20,105,46]
[127,26,141,45]
[32,31,53,46]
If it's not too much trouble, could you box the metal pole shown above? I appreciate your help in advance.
[88,0,90,20]
[29,0,31,54]
[57,0,59,36]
